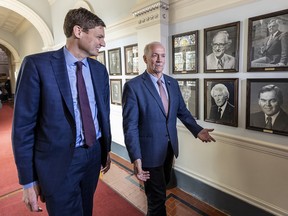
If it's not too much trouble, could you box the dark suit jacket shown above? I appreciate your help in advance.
[263,31,288,65]
[209,102,235,124]
[12,48,111,196]
[122,71,203,168]
[250,109,288,132]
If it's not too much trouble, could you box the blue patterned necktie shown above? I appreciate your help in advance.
[76,61,96,147]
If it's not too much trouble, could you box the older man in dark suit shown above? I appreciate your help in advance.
[122,41,215,216]
[209,83,235,124]
[252,19,288,66]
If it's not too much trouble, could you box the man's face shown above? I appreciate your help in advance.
[144,44,165,75]
[267,21,278,35]
[212,34,226,58]
[258,90,280,116]
[78,26,106,57]
[212,90,226,107]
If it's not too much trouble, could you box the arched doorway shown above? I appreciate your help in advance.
[0,0,55,96]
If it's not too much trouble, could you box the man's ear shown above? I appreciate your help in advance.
[143,55,147,63]
[73,25,82,38]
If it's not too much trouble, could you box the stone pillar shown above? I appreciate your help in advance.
[132,0,170,74]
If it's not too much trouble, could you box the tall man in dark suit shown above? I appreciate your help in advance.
[209,83,235,124]
[12,8,111,216]
[122,41,215,216]
[250,84,288,132]
[252,19,288,66]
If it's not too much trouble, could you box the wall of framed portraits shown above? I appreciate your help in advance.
[168,0,288,215]
[99,0,288,215]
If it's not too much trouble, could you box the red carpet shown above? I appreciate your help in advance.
[0,104,143,215]
[0,104,20,197]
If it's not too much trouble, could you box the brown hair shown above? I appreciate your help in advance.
[63,7,106,38]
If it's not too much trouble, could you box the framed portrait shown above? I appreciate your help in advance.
[247,9,288,72]
[204,78,238,127]
[172,30,198,74]
[124,44,139,75]
[246,79,288,136]
[204,21,240,73]
[108,48,122,75]
[96,51,106,66]
[177,79,199,119]
[110,79,122,105]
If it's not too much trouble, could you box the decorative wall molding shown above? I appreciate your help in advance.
[132,0,169,27]
[132,1,169,17]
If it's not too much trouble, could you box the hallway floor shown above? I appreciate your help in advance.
[102,153,229,216]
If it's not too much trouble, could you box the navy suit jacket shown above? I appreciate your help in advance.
[122,71,203,168]
[12,48,111,196]
[250,109,288,132]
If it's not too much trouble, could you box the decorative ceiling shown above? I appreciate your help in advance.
[0,7,31,36]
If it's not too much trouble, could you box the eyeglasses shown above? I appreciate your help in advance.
[212,43,226,49]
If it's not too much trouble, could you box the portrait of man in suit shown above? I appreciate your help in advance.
[209,83,236,125]
[251,18,288,67]
[109,49,121,75]
[206,31,235,70]
[111,80,122,104]
[126,50,133,73]
[250,84,288,132]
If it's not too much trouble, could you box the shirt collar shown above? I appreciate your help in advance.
[265,111,280,122]
[146,70,165,84]
[63,46,88,67]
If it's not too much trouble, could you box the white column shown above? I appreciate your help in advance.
[132,0,170,74]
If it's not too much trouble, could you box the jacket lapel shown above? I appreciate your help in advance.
[51,48,74,118]
[164,75,175,118]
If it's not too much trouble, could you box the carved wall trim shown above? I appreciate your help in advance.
[132,1,169,27]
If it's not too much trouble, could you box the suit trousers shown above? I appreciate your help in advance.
[44,139,102,216]
[143,142,174,216]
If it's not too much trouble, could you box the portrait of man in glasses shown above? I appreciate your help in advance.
[206,30,235,70]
